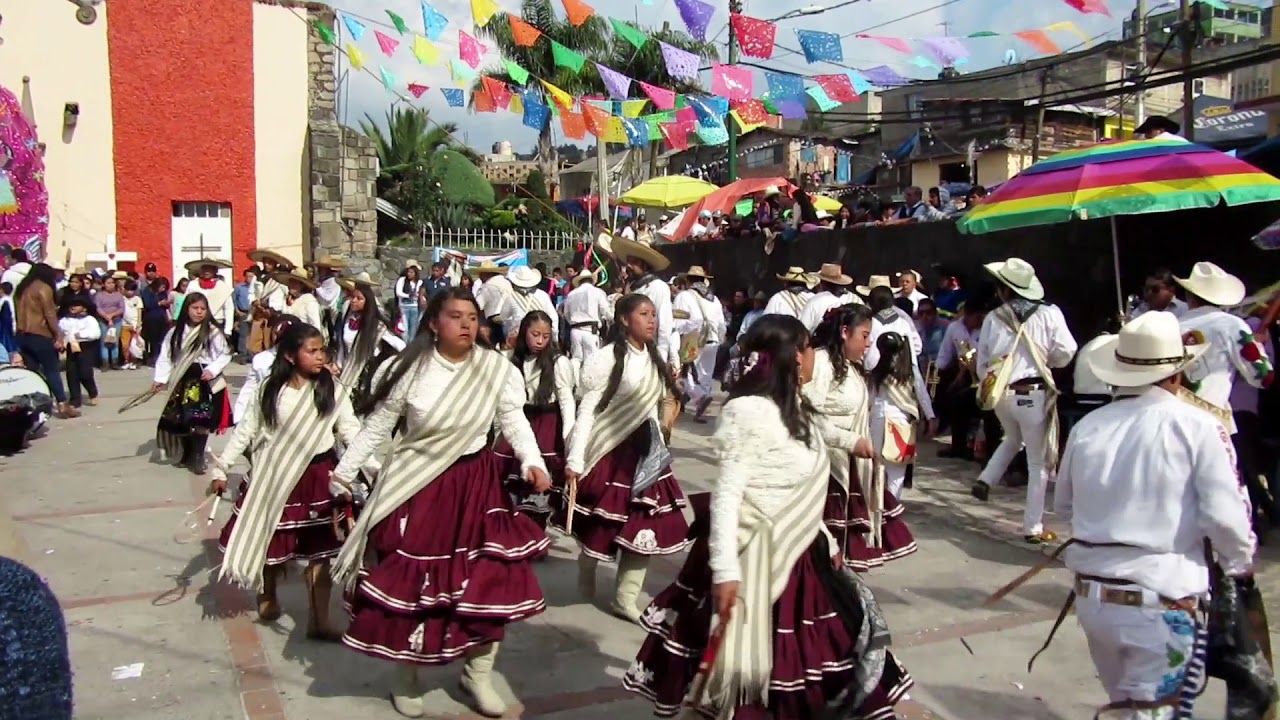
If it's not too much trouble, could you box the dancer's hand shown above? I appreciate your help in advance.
[200,370,214,382]
[712,581,738,622]
[923,418,938,439]
[525,466,551,493]
[564,469,581,487]
[852,437,875,459]
[208,475,227,497]
[328,473,353,500]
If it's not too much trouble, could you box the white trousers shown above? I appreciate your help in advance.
[569,328,601,363]
[1076,590,1199,719]
[688,343,718,405]
[978,388,1050,535]
[869,419,909,500]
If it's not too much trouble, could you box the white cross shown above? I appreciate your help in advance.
[85,234,139,271]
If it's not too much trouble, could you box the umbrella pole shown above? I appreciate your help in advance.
[1111,216,1124,323]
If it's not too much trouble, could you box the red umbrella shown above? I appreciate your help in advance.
[669,177,797,241]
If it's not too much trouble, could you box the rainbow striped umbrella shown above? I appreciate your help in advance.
[958,137,1280,235]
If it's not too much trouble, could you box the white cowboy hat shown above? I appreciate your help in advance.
[184,257,233,274]
[984,257,1044,301]
[508,265,543,289]
[472,260,509,276]
[404,259,422,270]
[804,273,820,290]
[1175,261,1245,307]
[856,274,893,296]
[1081,311,1209,388]
[763,185,781,198]
[897,269,922,284]
[815,263,852,286]
[313,256,348,269]
[685,265,713,280]
[572,269,598,286]
[337,271,376,292]
[610,235,671,272]
[815,210,832,220]
[274,267,318,291]
[776,266,810,283]
[247,249,294,268]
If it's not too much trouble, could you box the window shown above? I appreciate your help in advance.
[906,93,924,119]
[172,202,231,218]
[743,146,784,169]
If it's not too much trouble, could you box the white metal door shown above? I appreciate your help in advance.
[170,202,232,280]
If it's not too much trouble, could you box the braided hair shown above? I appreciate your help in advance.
[597,294,679,412]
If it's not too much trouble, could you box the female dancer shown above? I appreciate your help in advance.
[556,294,688,624]
[332,272,405,408]
[623,314,914,719]
[277,269,323,332]
[209,323,359,638]
[152,293,232,475]
[805,305,916,572]
[868,332,936,501]
[327,287,551,719]
[493,310,575,527]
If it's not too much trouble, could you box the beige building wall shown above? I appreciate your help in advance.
[911,149,1025,191]
[0,2,117,267]
[252,3,309,266]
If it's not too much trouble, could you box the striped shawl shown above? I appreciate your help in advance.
[580,353,666,477]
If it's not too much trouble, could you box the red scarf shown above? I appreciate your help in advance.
[198,278,218,290]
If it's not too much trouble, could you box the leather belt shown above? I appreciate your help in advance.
[570,322,599,332]
[1074,574,1198,611]
[1010,377,1046,392]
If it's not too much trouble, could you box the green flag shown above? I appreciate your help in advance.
[312,19,337,45]
[386,10,409,34]
[551,40,586,73]
[761,97,780,115]
[505,60,530,85]
[609,18,648,50]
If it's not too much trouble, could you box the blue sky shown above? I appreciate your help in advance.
[318,0,1177,151]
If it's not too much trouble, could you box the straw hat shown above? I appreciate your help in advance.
[184,257,233,274]
[274,267,318,291]
[313,256,348,269]
[763,185,781,198]
[610,235,670,272]
[508,266,543,289]
[572,269,598,286]
[1081,311,1208,388]
[111,271,130,281]
[814,263,852,286]
[685,265,713,280]
[337,271,376,292]
[856,274,894,296]
[473,260,508,276]
[404,259,422,270]
[984,258,1044,301]
[804,273,819,290]
[247,249,294,268]
[1175,261,1245,307]
[776,266,810,283]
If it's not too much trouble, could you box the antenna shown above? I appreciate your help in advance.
[1004,49,1018,65]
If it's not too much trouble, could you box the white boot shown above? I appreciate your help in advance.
[460,642,507,717]
[577,554,598,601]
[610,551,649,624]
[390,663,424,718]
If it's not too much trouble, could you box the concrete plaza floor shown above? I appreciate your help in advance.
[0,364,1269,719]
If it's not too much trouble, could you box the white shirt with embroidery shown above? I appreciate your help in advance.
[1179,306,1275,430]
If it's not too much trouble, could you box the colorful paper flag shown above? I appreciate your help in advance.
[379,65,399,91]
[1062,0,1112,16]
[552,40,587,72]
[523,99,550,129]
[596,63,632,99]
[387,10,409,34]
[696,121,728,146]
[847,71,872,96]
[729,14,776,59]
[560,110,587,139]
[922,37,968,65]
[857,34,911,54]
[421,1,449,41]
[610,18,648,50]
[733,99,768,125]
[346,43,366,70]
[375,30,400,57]
[639,81,676,110]
[729,110,762,134]
[618,118,645,147]
[1014,29,1061,55]
[562,0,595,26]
[674,106,697,124]
[442,88,464,107]
[505,60,530,85]
[540,79,575,110]
[796,29,843,63]
[674,0,714,40]
[482,76,513,108]
[806,84,840,111]
[659,121,691,151]
[579,102,608,136]
[814,74,857,102]
[413,35,441,65]
[1044,20,1091,45]
[475,91,497,112]
[509,94,524,114]
[777,99,807,120]
[860,65,908,87]
[510,16,543,47]
[621,99,648,118]
[342,15,366,41]
[471,0,501,27]
[312,19,337,46]
[459,30,487,68]
[765,72,805,101]
[602,117,628,143]
[659,41,699,81]
[450,59,477,85]
[407,83,430,97]
[711,64,753,102]
[910,55,939,71]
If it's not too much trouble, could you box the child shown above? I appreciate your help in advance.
[494,310,575,527]
[57,296,101,407]
[233,314,300,427]
[120,281,144,370]
[152,292,232,474]
[209,323,360,637]
[332,273,404,410]
[868,331,936,501]
[0,281,16,365]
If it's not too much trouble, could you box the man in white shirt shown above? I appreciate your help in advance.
[611,235,679,440]
[619,220,636,241]
[1055,311,1253,717]
[499,266,558,346]
[186,258,236,337]
[1,248,32,288]
[895,269,929,313]
[312,256,347,341]
[1128,268,1187,321]
[798,263,862,332]
[972,258,1078,543]
[560,269,611,363]
[672,266,725,421]
[473,261,514,345]
[764,267,813,318]
[937,302,986,460]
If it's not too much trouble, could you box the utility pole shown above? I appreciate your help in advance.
[1181,0,1195,141]
[596,140,609,224]
[1031,68,1050,162]
[1135,0,1146,128]
[726,0,743,182]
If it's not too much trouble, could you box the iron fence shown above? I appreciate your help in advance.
[420,227,580,252]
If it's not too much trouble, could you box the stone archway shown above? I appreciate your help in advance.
[0,84,49,262]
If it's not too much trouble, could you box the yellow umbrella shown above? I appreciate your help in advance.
[811,194,843,212]
[618,176,719,209]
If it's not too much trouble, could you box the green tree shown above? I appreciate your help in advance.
[359,106,463,197]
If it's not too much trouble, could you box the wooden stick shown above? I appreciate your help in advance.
[684,611,729,716]
[564,476,578,535]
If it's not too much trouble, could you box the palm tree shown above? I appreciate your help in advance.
[359,106,471,197]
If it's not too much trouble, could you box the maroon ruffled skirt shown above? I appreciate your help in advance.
[622,517,913,719]
[217,451,342,564]
[494,406,565,526]
[549,424,690,562]
[824,456,917,572]
[341,450,551,666]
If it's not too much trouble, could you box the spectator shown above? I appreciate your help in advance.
[120,280,143,369]
[424,261,452,301]
[140,276,172,365]
[889,186,947,224]
[16,263,78,418]
[170,277,190,321]
[95,275,126,369]
[1,247,31,288]
[395,262,424,342]
[233,267,256,360]
[0,281,15,365]
[916,298,948,366]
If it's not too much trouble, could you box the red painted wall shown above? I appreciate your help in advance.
[108,0,257,276]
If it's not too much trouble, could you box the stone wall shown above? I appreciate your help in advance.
[305,6,379,281]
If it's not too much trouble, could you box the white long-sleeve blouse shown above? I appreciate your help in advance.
[565,342,660,474]
[519,355,577,439]
[709,396,837,584]
[802,348,871,452]
[331,350,548,483]
[153,327,231,384]
[217,383,362,472]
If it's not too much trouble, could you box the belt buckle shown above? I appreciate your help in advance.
[1100,588,1145,607]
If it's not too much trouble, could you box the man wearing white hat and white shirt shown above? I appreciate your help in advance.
[858,275,923,356]
[764,267,814,317]
[971,258,1078,544]
[499,265,558,345]
[671,266,726,420]
[1175,261,1274,433]
[474,260,514,343]
[560,268,611,363]
[1053,311,1254,718]
[895,269,929,314]
[798,263,863,332]
[186,258,237,337]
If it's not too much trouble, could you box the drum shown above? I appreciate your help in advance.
[0,365,52,453]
